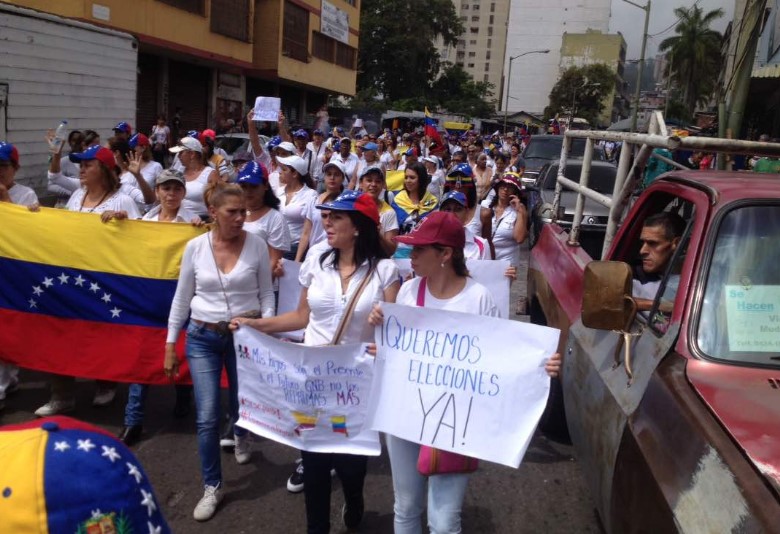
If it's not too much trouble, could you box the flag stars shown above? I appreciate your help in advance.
[90,282,101,293]
[77,439,96,452]
[101,445,121,463]
[147,521,162,534]
[32,286,43,296]
[110,307,122,319]
[57,273,70,285]
[140,488,157,517]
[42,277,54,288]
[101,293,112,304]
[74,275,86,287]
[28,298,37,309]
[127,462,143,484]
[54,441,70,452]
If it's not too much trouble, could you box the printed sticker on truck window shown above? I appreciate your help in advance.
[725,285,780,352]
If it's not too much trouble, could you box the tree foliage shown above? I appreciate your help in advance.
[659,5,724,113]
[544,64,617,125]
[358,0,463,102]
[430,64,496,117]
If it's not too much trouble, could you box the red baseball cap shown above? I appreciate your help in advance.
[201,129,217,141]
[0,142,20,166]
[394,211,465,249]
[69,145,117,170]
[316,190,380,224]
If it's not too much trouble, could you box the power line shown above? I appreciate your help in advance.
[648,0,703,38]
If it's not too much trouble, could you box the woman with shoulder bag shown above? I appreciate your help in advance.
[164,183,275,522]
[368,211,561,534]
[232,190,400,533]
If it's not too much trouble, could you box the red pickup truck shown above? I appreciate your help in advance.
[529,130,780,531]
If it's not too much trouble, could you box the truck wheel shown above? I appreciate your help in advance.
[530,299,572,444]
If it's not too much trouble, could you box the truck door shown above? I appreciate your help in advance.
[563,185,710,532]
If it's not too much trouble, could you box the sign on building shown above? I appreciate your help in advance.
[321,0,349,44]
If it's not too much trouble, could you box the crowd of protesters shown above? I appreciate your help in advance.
[0,113,563,532]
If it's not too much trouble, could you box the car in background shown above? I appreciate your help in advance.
[529,160,617,259]
[521,135,607,183]
[215,133,270,162]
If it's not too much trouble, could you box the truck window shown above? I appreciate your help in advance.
[696,204,780,367]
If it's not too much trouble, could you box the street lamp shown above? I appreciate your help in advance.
[503,49,550,134]
[622,0,651,132]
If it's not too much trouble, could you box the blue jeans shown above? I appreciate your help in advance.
[385,434,471,534]
[124,383,192,426]
[186,322,246,487]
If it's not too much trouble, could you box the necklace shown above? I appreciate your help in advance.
[79,189,111,213]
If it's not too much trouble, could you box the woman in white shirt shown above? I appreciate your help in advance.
[128,133,163,193]
[276,155,318,260]
[169,136,218,219]
[237,162,291,268]
[358,165,399,256]
[232,190,400,533]
[164,183,275,522]
[488,173,528,267]
[444,163,494,258]
[295,160,345,262]
[368,211,560,534]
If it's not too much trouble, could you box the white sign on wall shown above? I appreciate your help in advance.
[321,0,350,44]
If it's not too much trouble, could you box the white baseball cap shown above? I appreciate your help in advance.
[169,136,202,153]
[276,155,309,176]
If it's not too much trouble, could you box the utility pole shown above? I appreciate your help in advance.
[623,0,651,132]
[503,49,550,134]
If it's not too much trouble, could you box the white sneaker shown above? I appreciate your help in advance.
[92,388,116,407]
[34,399,76,417]
[234,434,251,465]
[193,484,222,521]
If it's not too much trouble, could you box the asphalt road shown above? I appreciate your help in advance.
[1,247,602,533]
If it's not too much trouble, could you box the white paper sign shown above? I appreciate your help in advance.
[253,97,281,122]
[395,259,511,318]
[276,261,305,341]
[235,328,381,455]
[725,285,780,351]
[366,303,559,467]
[321,0,350,44]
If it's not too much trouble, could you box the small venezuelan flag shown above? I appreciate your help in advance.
[292,411,318,435]
[331,415,348,436]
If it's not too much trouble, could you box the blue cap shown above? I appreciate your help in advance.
[447,163,473,178]
[236,161,268,185]
[266,135,282,150]
[315,190,380,224]
[186,130,200,140]
[313,129,324,136]
[113,121,132,134]
[334,126,345,135]
[363,142,378,151]
[405,147,416,157]
[441,190,467,207]
[293,129,309,139]
[0,142,19,165]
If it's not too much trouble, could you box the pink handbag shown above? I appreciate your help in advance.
[414,278,480,476]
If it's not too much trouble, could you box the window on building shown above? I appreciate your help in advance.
[468,63,475,68]
[487,26,492,36]
[490,2,495,12]
[312,31,335,62]
[472,4,479,9]
[460,16,467,21]
[456,60,465,67]
[458,39,465,47]
[484,74,490,82]
[468,51,476,57]
[157,0,205,14]
[469,39,477,45]
[471,15,479,21]
[485,62,490,71]
[470,27,478,34]
[489,15,494,24]
[462,3,469,8]
[335,42,356,69]
[283,1,309,62]
[210,0,250,41]
[487,38,491,47]
[486,50,491,60]
[343,0,356,6]
[456,51,465,60]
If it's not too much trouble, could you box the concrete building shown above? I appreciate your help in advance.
[502,0,611,116]
[3,0,360,134]
[438,0,511,106]
[558,30,627,127]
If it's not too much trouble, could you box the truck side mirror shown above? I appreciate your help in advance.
[582,261,635,330]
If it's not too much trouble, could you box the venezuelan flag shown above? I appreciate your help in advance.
[331,415,348,436]
[0,203,202,384]
[424,107,444,150]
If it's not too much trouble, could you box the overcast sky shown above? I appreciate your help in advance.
[609,0,735,60]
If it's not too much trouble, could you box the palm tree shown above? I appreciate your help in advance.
[659,5,724,113]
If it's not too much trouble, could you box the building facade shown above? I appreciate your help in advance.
[4,0,360,135]
[559,30,627,127]
[437,0,511,106]
[502,0,611,116]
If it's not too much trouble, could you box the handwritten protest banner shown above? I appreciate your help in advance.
[395,259,511,318]
[253,96,281,122]
[234,328,381,455]
[275,261,305,341]
[366,303,559,467]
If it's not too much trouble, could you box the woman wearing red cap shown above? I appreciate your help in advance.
[128,133,163,192]
[232,190,400,533]
[369,211,560,534]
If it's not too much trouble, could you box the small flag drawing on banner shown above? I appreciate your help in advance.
[331,415,348,436]
[292,411,319,435]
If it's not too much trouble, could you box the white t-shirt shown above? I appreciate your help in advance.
[151,125,170,146]
[464,227,489,260]
[48,156,80,197]
[397,276,498,317]
[167,232,276,342]
[491,206,521,266]
[333,153,360,185]
[300,254,399,346]
[140,161,164,190]
[182,166,213,216]
[142,204,199,222]
[66,189,141,218]
[307,141,327,180]
[303,195,328,248]
[378,201,400,234]
[119,172,148,209]
[380,151,395,170]
[8,183,38,207]
[465,205,483,236]
[243,208,292,252]
[280,185,318,244]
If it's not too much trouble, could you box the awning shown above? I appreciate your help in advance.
[443,121,472,131]
[752,64,780,78]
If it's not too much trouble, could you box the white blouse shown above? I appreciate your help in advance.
[299,251,399,346]
[243,208,292,252]
[280,185,318,244]
[66,188,141,218]
[167,232,276,342]
[491,206,521,267]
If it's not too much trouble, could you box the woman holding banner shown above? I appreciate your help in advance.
[232,190,400,533]
[165,183,275,522]
[368,211,560,534]
[294,160,346,262]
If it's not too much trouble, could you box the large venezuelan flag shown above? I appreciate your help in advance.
[0,203,203,384]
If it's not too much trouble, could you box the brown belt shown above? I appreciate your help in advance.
[191,319,229,332]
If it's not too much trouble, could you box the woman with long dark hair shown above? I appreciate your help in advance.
[295,160,346,262]
[232,190,400,533]
[488,173,528,267]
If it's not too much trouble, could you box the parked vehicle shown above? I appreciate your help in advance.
[529,160,618,258]
[215,133,270,162]
[529,113,780,532]
[520,134,606,183]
